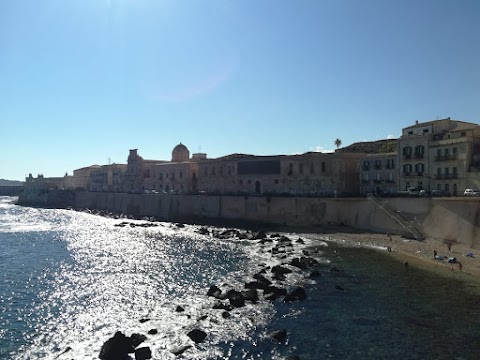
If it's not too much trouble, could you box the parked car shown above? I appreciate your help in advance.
[464,189,480,197]
[431,190,451,197]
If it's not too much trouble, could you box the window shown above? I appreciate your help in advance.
[212,167,216,176]
[204,167,208,176]
[160,173,163,180]
[310,163,314,174]
[227,166,232,176]
[288,163,293,176]
[461,131,466,137]
[321,162,326,173]
[453,147,457,155]
[437,168,441,177]
[453,167,457,177]
[299,163,304,174]
[220,166,223,175]
[444,183,449,192]
[444,148,449,156]
[388,173,393,181]
[445,167,449,176]
[274,179,279,184]
[423,129,429,133]
[171,172,175,180]
[403,164,412,174]
[180,171,183,179]
[403,146,412,158]
[408,131,413,135]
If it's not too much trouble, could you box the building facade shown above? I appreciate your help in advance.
[359,153,398,195]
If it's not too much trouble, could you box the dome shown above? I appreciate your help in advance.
[172,143,190,162]
[173,143,188,152]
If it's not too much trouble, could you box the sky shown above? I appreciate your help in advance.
[1,0,479,181]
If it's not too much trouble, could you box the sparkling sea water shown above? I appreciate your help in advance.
[1,196,480,359]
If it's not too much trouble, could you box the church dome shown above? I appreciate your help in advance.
[172,143,190,162]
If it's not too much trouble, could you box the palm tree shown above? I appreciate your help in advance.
[334,138,342,149]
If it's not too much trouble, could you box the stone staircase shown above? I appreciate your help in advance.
[368,194,424,240]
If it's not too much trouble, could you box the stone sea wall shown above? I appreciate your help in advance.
[18,190,480,248]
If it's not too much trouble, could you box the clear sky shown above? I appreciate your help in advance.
[1,0,479,181]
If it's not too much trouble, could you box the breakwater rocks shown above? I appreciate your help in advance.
[92,220,336,360]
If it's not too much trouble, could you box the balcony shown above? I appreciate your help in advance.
[373,179,383,184]
[414,153,424,159]
[403,172,411,176]
[403,154,412,159]
[374,164,381,170]
[386,164,395,169]
[362,166,370,171]
[434,154,458,161]
[385,179,395,184]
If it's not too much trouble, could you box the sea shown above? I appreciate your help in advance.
[1,195,480,360]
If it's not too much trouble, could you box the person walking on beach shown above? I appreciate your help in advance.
[447,240,452,252]
[434,250,437,259]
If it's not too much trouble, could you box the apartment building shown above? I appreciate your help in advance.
[399,118,480,195]
[359,153,398,195]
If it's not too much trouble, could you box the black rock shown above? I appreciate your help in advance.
[286,356,301,360]
[284,287,307,302]
[271,329,288,343]
[212,301,232,311]
[227,290,245,308]
[135,347,152,360]
[207,285,223,299]
[139,318,150,323]
[242,288,259,303]
[271,265,292,275]
[335,285,346,291]
[278,236,291,243]
[309,270,321,278]
[99,331,134,360]
[222,311,231,319]
[245,281,270,290]
[175,305,185,312]
[187,329,207,344]
[130,333,147,348]
[148,329,158,335]
[253,230,267,240]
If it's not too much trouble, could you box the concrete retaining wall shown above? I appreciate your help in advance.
[18,190,480,249]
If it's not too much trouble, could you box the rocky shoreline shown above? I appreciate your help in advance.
[59,207,480,359]
[95,223,329,360]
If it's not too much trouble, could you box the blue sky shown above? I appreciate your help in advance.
[1,0,479,180]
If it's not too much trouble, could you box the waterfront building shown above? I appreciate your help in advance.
[399,118,480,195]
[148,145,200,194]
[90,164,127,192]
[196,151,363,196]
[359,153,398,195]
[72,165,101,190]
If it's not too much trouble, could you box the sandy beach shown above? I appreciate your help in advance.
[295,226,480,285]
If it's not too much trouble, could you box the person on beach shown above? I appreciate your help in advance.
[447,240,452,252]
[387,233,392,241]
[458,262,463,272]
[434,250,437,259]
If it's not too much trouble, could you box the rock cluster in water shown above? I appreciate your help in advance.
[65,209,334,359]
[95,224,332,359]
